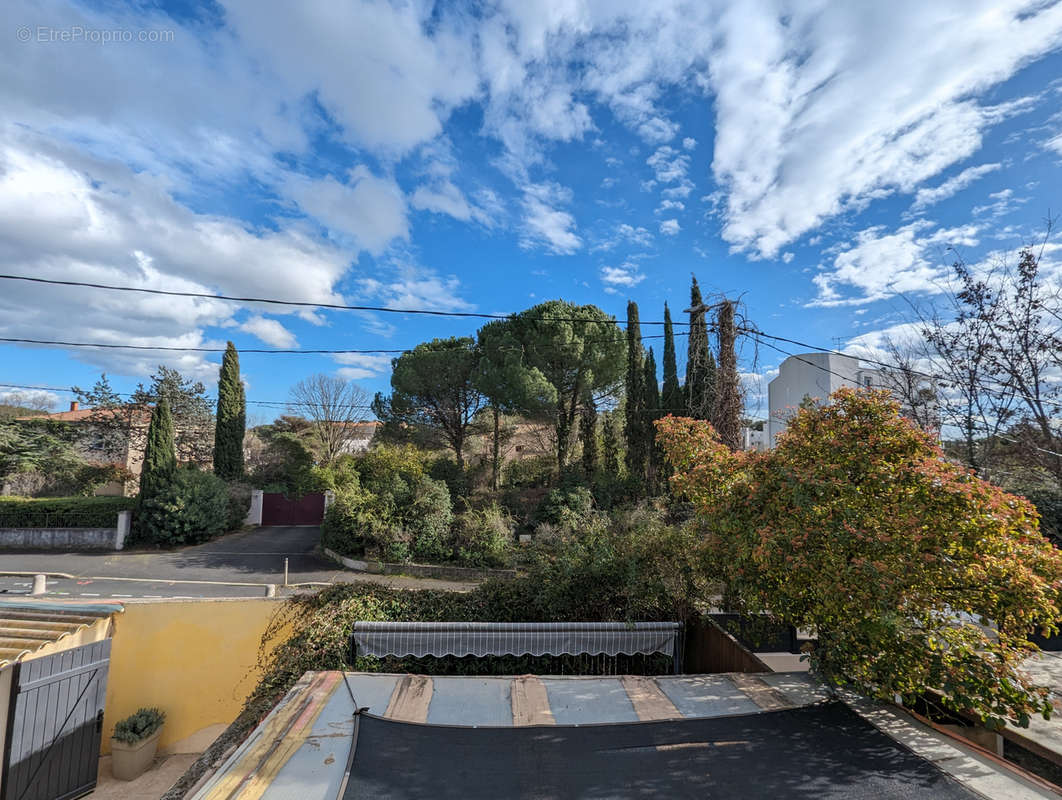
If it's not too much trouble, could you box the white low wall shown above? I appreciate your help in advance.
[0,510,131,551]
[245,489,264,526]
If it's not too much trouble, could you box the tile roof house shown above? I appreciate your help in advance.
[14,401,206,496]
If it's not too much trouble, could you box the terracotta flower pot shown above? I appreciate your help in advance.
[110,728,161,781]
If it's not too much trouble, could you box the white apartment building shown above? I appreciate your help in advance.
[766,352,884,448]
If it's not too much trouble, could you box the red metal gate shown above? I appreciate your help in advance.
[261,492,326,526]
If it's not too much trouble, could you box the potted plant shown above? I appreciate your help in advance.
[110,707,166,781]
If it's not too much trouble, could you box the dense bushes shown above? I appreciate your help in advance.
[251,508,698,711]
[226,482,253,531]
[135,468,229,546]
[0,495,136,527]
[535,484,594,527]
[451,505,514,567]
[503,455,554,488]
[1013,487,1062,546]
[321,445,463,563]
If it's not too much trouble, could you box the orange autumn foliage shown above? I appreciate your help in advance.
[657,388,1062,727]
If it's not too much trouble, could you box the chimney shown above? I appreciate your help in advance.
[69,401,79,412]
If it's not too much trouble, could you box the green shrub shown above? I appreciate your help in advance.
[0,495,136,527]
[535,485,594,527]
[309,455,361,493]
[503,455,554,488]
[135,468,229,547]
[323,473,453,564]
[321,489,370,556]
[428,456,470,499]
[451,505,514,567]
[225,482,253,531]
[112,707,165,744]
[248,514,701,711]
[1016,487,1062,545]
[407,477,453,563]
[356,445,425,495]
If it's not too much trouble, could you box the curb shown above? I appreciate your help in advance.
[322,548,516,582]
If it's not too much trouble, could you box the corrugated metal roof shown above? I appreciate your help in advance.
[0,601,121,666]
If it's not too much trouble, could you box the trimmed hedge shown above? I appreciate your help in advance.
[0,495,136,528]
[135,468,229,547]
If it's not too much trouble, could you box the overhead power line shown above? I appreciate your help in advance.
[0,329,688,356]
[0,273,691,326]
[0,337,408,355]
[0,382,373,411]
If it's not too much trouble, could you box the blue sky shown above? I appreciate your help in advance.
[1,0,1061,422]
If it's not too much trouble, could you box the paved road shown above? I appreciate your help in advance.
[0,575,266,599]
[0,526,477,598]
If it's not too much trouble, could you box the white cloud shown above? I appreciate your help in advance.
[358,262,473,312]
[411,180,495,226]
[660,219,681,236]
[283,167,408,255]
[0,139,350,377]
[656,200,685,214]
[682,137,697,151]
[781,251,794,264]
[911,163,1002,210]
[1047,133,1062,156]
[971,188,1028,218]
[222,0,480,156]
[241,316,297,348]
[706,2,1061,257]
[0,389,59,412]
[616,224,653,246]
[646,145,690,184]
[600,262,646,293]
[334,353,395,381]
[811,221,980,306]
[519,182,581,254]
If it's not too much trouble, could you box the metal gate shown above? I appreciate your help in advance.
[261,492,326,526]
[1,640,111,800]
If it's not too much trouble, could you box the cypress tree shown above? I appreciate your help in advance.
[213,341,246,480]
[643,347,661,492]
[139,396,176,501]
[579,394,598,479]
[661,303,681,414]
[712,300,743,450]
[624,301,646,479]
[686,276,712,420]
[602,412,620,475]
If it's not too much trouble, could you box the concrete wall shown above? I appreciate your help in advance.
[0,510,130,551]
[102,598,289,755]
[245,489,263,526]
[0,527,118,550]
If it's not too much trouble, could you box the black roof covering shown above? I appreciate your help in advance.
[344,700,979,800]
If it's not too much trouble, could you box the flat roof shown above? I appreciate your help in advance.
[191,671,1059,800]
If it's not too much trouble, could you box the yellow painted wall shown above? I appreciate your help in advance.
[102,598,289,755]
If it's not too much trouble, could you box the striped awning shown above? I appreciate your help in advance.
[351,621,682,660]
